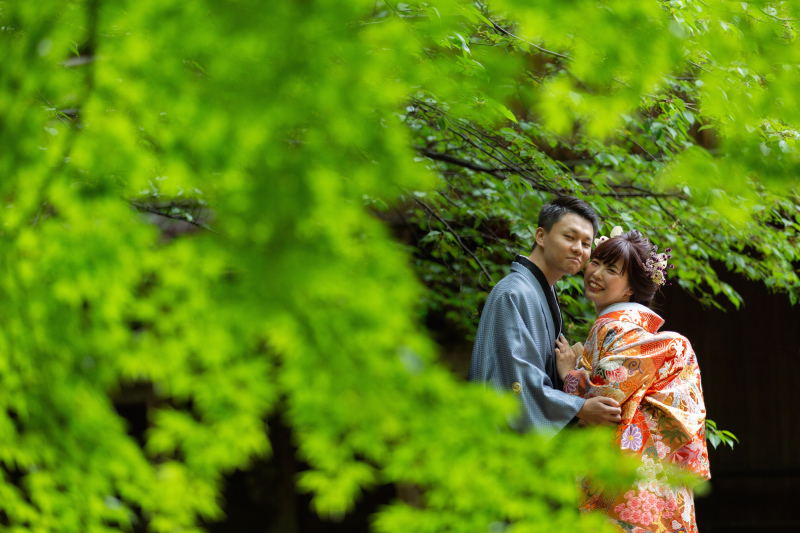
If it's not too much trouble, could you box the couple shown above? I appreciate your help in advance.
[468,196,710,533]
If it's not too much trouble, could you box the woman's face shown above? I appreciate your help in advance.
[584,256,632,312]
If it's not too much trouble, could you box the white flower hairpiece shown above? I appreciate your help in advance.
[594,225,623,247]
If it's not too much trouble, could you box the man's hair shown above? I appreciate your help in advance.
[532,196,599,250]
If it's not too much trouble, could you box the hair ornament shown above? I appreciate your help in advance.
[645,245,673,286]
[594,225,623,247]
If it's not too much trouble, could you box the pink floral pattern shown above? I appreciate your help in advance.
[606,367,627,382]
[610,489,677,530]
[656,440,670,460]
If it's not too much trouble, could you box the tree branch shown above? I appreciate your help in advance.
[419,148,505,179]
[487,18,572,61]
[410,195,494,285]
[622,135,659,161]
[130,200,219,234]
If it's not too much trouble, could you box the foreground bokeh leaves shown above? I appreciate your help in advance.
[0,1,646,532]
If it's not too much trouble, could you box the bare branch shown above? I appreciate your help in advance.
[622,135,659,161]
[419,148,505,179]
[130,200,220,235]
[410,195,494,285]
[487,18,572,61]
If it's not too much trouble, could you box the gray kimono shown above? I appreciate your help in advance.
[468,259,585,435]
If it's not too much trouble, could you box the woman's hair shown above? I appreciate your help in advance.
[591,229,658,306]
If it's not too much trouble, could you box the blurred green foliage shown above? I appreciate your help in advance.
[0,0,792,531]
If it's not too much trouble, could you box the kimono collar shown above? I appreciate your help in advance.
[597,302,664,334]
[513,255,563,337]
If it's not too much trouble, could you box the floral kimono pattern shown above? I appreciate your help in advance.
[564,302,710,533]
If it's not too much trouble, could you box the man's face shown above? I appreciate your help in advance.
[536,213,594,276]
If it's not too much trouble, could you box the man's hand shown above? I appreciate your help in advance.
[555,334,578,381]
[576,397,622,426]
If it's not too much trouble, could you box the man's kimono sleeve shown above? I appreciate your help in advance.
[472,290,584,435]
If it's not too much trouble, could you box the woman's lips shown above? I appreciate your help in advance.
[587,281,603,291]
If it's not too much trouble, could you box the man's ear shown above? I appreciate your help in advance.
[534,227,547,248]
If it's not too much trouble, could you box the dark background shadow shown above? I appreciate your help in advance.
[659,269,800,532]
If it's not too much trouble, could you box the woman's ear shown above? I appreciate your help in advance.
[625,287,634,297]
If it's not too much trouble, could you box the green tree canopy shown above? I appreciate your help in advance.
[386,0,799,338]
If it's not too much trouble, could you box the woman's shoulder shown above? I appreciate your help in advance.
[590,314,642,333]
[587,314,659,352]
[648,328,693,347]
[652,330,698,359]
[597,303,664,334]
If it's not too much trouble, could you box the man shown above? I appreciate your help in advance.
[468,196,621,435]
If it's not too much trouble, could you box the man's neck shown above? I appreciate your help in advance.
[527,249,563,287]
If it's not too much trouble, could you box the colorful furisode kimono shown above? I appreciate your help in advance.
[564,302,710,533]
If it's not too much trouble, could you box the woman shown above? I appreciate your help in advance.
[555,228,710,533]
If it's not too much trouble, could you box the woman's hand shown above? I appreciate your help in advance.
[572,341,585,365]
[555,334,579,381]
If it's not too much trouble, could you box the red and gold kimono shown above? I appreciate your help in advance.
[564,302,710,533]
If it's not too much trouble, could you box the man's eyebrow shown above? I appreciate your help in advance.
[564,227,593,240]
